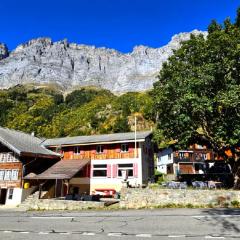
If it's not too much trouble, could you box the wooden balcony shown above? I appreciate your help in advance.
[0,152,19,163]
[63,151,137,160]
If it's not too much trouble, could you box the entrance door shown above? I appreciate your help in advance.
[0,189,7,204]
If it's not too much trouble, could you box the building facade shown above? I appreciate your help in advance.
[39,131,154,195]
[156,144,214,175]
[0,127,59,206]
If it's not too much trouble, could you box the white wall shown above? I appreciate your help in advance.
[157,148,173,174]
[5,188,22,206]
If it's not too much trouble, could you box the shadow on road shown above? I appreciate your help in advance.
[201,208,240,234]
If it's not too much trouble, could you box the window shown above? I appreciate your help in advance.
[8,189,13,200]
[118,164,133,177]
[74,146,80,155]
[96,145,104,154]
[168,153,171,161]
[121,144,129,153]
[0,170,4,180]
[179,152,184,159]
[93,164,107,177]
[4,170,11,180]
[11,170,19,180]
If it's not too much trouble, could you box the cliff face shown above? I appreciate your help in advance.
[0,30,206,93]
[0,43,9,60]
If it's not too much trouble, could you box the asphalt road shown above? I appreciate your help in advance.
[0,208,239,240]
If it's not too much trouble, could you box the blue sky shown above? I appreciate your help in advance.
[0,0,239,53]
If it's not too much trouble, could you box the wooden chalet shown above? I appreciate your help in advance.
[25,131,154,198]
[0,127,60,205]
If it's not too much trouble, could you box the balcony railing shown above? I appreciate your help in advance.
[0,152,19,163]
[174,157,205,163]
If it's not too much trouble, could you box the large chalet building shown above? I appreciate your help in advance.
[0,128,153,205]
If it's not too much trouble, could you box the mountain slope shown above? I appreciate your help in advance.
[0,30,206,93]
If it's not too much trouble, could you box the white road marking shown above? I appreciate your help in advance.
[205,236,225,239]
[3,231,12,233]
[38,232,49,235]
[136,233,152,237]
[31,216,73,219]
[108,232,123,237]
[168,235,186,238]
[19,231,29,234]
[60,232,71,235]
[82,232,96,236]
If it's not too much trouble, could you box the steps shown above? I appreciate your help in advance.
[19,190,48,210]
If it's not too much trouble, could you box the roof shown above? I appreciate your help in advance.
[24,159,90,179]
[0,127,59,157]
[43,131,152,147]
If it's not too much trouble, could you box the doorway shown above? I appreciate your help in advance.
[0,189,7,204]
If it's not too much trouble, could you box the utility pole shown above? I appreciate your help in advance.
[134,115,137,159]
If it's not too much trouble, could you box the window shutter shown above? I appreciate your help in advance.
[129,145,134,153]
[116,144,121,153]
[90,165,93,177]
[107,164,111,178]
[86,164,90,177]
[112,164,117,178]
[103,149,108,154]
[91,149,96,154]
[133,163,138,178]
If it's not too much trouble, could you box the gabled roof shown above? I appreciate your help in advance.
[24,159,90,180]
[43,131,152,147]
[0,127,59,157]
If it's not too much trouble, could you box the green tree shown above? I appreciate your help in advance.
[153,11,240,154]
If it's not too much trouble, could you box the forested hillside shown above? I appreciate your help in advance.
[0,85,154,138]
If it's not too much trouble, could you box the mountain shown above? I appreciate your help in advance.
[0,30,206,93]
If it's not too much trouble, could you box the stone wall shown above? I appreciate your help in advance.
[120,188,240,208]
[26,199,105,211]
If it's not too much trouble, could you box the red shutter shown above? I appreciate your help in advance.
[133,163,138,178]
[116,144,121,153]
[112,164,118,178]
[129,144,134,153]
[87,164,90,177]
[90,165,93,177]
[107,164,111,178]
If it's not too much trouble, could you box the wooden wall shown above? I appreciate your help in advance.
[60,143,139,160]
[0,162,22,188]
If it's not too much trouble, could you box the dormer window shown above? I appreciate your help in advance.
[96,145,104,154]
[74,146,80,155]
[121,144,129,153]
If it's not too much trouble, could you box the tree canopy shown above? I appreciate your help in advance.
[153,8,240,153]
[0,85,154,138]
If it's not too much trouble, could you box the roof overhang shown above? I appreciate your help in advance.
[45,139,147,148]
[24,159,90,180]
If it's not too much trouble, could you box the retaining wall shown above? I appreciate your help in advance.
[26,199,105,211]
[120,188,240,208]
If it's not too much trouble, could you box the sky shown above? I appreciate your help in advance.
[0,0,239,53]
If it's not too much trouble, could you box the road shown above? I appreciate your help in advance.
[0,208,239,239]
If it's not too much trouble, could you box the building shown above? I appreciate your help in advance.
[24,131,154,197]
[156,144,214,175]
[0,127,60,206]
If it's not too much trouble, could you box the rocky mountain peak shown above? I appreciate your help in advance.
[0,43,9,60]
[0,30,207,93]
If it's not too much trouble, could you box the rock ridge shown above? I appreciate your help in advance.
[0,30,207,93]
